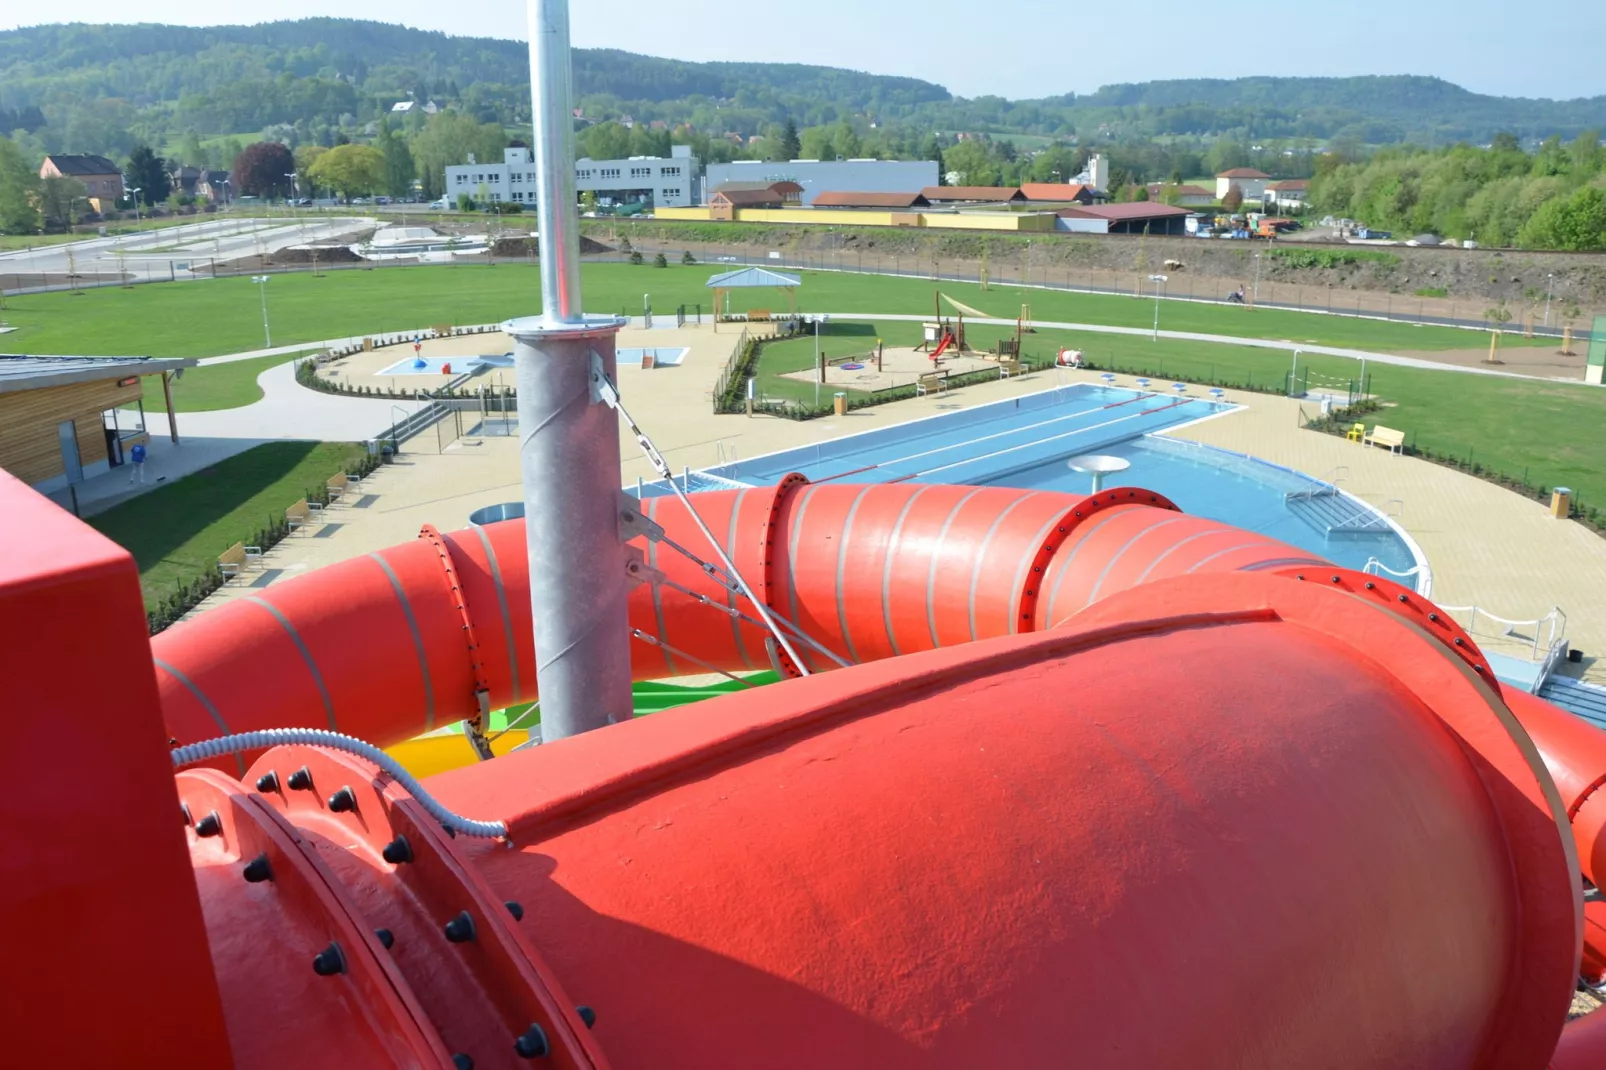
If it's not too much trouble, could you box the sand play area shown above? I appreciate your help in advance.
[779,345,1015,393]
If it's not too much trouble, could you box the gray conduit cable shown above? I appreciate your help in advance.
[170,728,507,839]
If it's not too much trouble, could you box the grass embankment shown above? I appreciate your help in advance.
[1,262,1531,359]
[90,441,367,610]
[137,351,317,412]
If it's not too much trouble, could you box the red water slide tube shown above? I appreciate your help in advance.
[152,481,1331,752]
[9,466,1606,1067]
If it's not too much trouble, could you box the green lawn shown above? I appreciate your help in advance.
[138,351,316,412]
[1,262,1527,359]
[89,441,368,608]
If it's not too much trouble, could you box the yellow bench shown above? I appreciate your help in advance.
[917,371,949,396]
[1363,425,1406,455]
[326,472,351,504]
[218,541,262,583]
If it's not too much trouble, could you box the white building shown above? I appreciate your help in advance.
[1215,168,1271,202]
[703,159,938,206]
[1263,179,1310,212]
[445,145,700,209]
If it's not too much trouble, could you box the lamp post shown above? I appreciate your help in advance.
[1148,273,1168,341]
[128,187,143,224]
[1544,273,1554,328]
[1252,252,1262,307]
[251,275,271,347]
[285,173,298,209]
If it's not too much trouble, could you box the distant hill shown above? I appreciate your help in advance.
[1053,75,1606,143]
[0,20,1601,152]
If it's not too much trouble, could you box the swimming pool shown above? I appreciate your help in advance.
[659,383,1422,578]
[378,348,685,376]
[377,355,511,376]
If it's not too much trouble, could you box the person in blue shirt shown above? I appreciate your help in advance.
[128,442,147,484]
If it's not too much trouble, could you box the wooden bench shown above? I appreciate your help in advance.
[1363,425,1406,455]
[748,309,772,322]
[326,473,351,504]
[916,370,950,396]
[997,359,1023,379]
[286,498,322,535]
[218,541,262,583]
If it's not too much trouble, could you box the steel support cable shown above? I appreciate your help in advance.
[169,729,507,839]
[592,365,814,675]
[630,630,759,689]
[648,538,853,670]
[656,575,853,671]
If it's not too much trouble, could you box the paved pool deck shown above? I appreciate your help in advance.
[184,331,1606,684]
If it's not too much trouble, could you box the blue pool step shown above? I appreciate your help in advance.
[1286,490,1388,538]
[1540,675,1606,729]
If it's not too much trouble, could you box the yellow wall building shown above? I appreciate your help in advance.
[651,206,1057,233]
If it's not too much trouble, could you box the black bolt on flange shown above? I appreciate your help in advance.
[195,811,223,838]
[327,787,357,813]
[1454,638,1466,647]
[374,928,394,950]
[452,1057,474,1070]
[312,942,346,976]
[1365,582,1376,590]
[1429,613,1440,623]
[381,836,413,865]
[513,1023,550,1059]
[255,771,280,793]
[505,901,524,921]
[1398,594,1409,603]
[242,853,273,883]
[1330,575,1341,584]
[443,910,476,944]
[286,766,313,791]
[576,1005,596,1029]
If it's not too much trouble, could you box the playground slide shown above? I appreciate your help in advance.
[930,333,954,359]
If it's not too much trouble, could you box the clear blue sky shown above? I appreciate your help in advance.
[5,0,1605,102]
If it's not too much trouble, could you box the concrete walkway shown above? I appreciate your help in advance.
[53,360,428,516]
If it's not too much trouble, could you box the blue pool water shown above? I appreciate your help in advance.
[378,355,514,376]
[679,383,1420,577]
[380,348,685,376]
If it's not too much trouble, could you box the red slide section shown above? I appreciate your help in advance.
[10,467,1606,1068]
[152,482,1331,751]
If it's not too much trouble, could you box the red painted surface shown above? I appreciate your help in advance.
[8,473,1606,1065]
[151,483,1318,754]
[424,578,1573,1068]
[0,473,232,1065]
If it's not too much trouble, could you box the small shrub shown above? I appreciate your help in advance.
[628,250,644,265]
[681,250,696,264]
[653,252,668,268]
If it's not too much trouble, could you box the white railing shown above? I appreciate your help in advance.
[714,439,740,470]
[1435,604,1568,664]
[1363,557,1433,599]
[1285,465,1349,503]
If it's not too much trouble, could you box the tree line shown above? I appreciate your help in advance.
[1311,133,1606,249]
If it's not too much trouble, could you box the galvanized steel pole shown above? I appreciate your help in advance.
[501,0,632,742]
